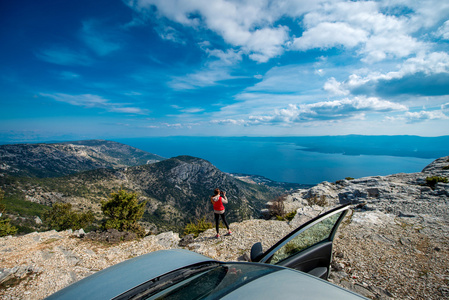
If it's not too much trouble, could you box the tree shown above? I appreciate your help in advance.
[101,189,146,237]
[0,188,5,215]
[43,202,94,231]
[0,188,18,237]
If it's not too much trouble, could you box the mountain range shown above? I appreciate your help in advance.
[0,140,291,233]
[0,139,165,178]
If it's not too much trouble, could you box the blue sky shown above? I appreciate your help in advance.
[1,0,449,143]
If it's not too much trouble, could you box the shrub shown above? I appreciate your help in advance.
[275,210,297,222]
[345,177,355,180]
[442,165,449,170]
[307,195,327,206]
[43,202,94,231]
[285,210,297,221]
[183,217,213,237]
[269,195,286,219]
[0,188,18,237]
[0,218,18,236]
[101,189,146,237]
[425,176,448,188]
[0,188,5,213]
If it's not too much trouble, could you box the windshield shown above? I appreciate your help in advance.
[114,262,278,300]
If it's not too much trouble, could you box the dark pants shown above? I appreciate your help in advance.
[214,213,229,233]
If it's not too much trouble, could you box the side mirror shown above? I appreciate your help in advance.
[250,242,264,262]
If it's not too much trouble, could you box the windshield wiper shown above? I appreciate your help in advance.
[113,262,220,300]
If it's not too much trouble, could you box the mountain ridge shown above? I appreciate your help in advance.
[0,141,286,233]
[0,139,165,178]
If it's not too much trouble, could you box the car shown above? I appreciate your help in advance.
[46,203,367,299]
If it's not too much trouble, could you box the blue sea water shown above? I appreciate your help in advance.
[116,136,448,185]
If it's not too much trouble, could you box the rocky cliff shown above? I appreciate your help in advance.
[1,156,448,299]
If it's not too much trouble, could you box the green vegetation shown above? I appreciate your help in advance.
[183,217,213,237]
[345,177,355,180]
[275,210,297,221]
[284,210,297,221]
[0,218,18,236]
[43,203,94,231]
[443,165,449,170]
[0,188,18,237]
[3,191,49,218]
[101,189,146,237]
[0,188,5,214]
[425,176,448,188]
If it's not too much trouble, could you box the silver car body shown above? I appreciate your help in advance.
[47,204,367,299]
[47,249,366,299]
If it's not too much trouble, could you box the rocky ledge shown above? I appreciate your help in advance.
[1,156,448,299]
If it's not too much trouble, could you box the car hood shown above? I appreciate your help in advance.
[45,249,215,300]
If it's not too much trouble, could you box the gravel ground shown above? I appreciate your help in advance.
[1,208,448,299]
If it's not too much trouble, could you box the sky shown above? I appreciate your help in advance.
[1,0,449,143]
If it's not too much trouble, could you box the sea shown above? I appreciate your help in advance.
[116,135,449,185]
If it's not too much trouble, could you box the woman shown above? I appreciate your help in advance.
[211,188,232,238]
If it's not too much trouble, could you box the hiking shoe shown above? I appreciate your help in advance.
[215,234,220,238]
[225,231,232,236]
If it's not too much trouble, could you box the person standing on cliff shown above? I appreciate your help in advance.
[211,188,232,238]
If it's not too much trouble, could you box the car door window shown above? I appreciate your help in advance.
[269,212,342,265]
[256,204,350,266]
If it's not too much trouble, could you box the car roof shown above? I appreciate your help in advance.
[222,267,366,299]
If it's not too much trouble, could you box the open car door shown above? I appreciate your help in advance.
[250,203,351,280]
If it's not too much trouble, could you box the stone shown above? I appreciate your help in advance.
[178,233,194,247]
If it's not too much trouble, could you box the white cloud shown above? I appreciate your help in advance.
[294,1,429,62]
[154,25,186,44]
[60,71,81,80]
[168,49,243,90]
[405,110,449,123]
[213,96,407,126]
[361,33,424,63]
[181,108,205,113]
[127,0,291,62]
[80,20,121,56]
[39,93,149,115]
[145,122,198,129]
[246,26,289,62]
[403,1,449,31]
[36,47,92,66]
[399,52,449,76]
[435,20,449,40]
[327,51,449,96]
[323,77,349,96]
[169,68,239,90]
[292,22,368,50]
[206,48,243,66]
[442,102,449,111]
[210,119,246,125]
[127,0,448,65]
[246,64,323,94]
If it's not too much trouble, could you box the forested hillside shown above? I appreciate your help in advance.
[0,141,287,233]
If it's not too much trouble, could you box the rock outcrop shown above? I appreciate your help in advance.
[1,156,448,299]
